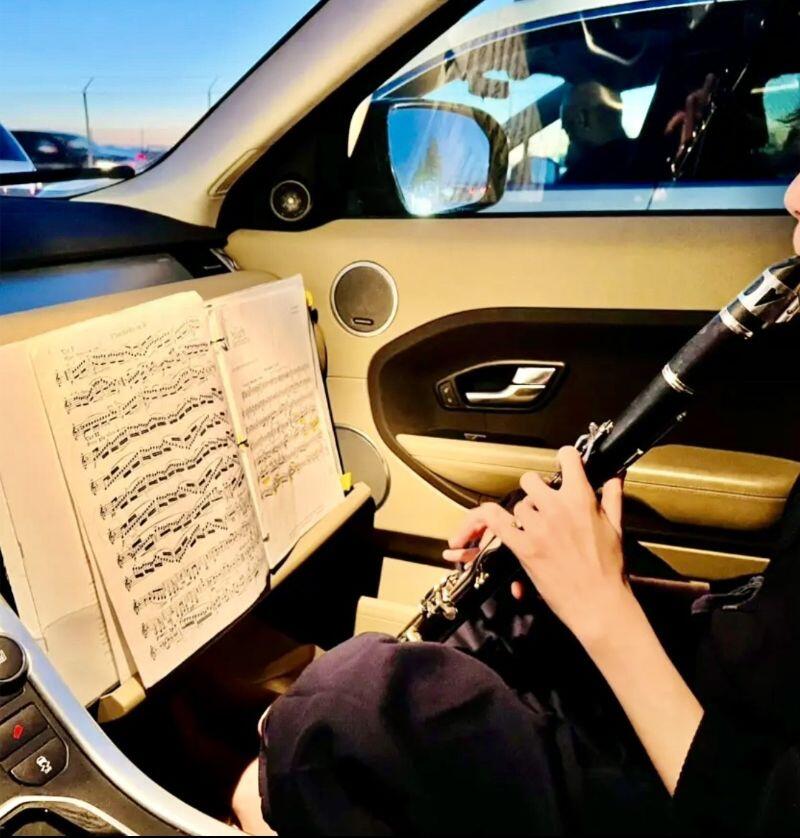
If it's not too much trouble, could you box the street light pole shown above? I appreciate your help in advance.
[207,76,219,110]
[82,77,95,167]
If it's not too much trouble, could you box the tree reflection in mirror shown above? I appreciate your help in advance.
[387,104,491,215]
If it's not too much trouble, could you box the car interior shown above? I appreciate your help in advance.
[0,0,799,833]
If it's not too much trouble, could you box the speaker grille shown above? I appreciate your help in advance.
[335,425,390,507]
[269,179,311,222]
[331,262,398,336]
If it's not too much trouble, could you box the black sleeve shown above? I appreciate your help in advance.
[674,706,800,834]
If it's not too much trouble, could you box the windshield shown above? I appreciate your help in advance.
[0,0,319,198]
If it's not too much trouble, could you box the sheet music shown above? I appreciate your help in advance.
[211,277,343,566]
[0,343,119,704]
[31,293,266,687]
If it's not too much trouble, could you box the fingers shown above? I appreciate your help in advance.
[557,446,593,499]
[442,547,480,564]
[520,447,591,509]
[474,503,528,553]
[513,497,540,532]
[683,75,715,145]
[682,96,697,145]
[600,476,624,536]
[447,507,488,549]
[511,580,526,601]
[664,110,685,136]
[519,469,553,508]
[701,72,716,96]
[447,503,528,556]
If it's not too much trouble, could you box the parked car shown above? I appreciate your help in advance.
[0,123,39,196]
[12,131,143,171]
[12,130,91,170]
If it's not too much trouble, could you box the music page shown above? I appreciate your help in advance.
[210,277,343,567]
[30,293,266,687]
[0,343,119,704]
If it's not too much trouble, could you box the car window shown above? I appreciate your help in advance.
[0,0,321,197]
[359,0,800,216]
[746,73,799,179]
[0,126,28,163]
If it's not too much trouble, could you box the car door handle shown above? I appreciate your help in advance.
[465,383,543,405]
[463,365,558,407]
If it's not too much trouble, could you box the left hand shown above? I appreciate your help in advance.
[444,446,634,647]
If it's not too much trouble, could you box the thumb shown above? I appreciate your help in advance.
[600,476,624,535]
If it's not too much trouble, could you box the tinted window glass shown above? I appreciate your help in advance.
[359,0,799,216]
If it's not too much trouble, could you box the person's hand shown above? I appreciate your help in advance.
[444,447,635,647]
[665,73,716,152]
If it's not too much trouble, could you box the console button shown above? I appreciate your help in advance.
[0,637,26,694]
[437,380,460,409]
[10,737,67,786]
[0,704,48,759]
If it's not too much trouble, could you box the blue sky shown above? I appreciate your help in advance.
[0,1,318,148]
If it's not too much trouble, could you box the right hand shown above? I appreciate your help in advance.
[442,449,626,612]
[665,73,716,151]
[442,502,530,601]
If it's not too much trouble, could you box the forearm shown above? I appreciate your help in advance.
[580,593,704,795]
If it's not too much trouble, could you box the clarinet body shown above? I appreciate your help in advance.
[398,256,800,644]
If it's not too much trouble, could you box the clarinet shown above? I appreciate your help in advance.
[398,256,800,644]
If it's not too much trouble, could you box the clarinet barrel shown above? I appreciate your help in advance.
[398,256,800,644]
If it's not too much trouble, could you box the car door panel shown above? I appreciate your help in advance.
[227,214,798,582]
[228,215,794,381]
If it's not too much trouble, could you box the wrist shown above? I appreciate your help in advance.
[574,585,649,660]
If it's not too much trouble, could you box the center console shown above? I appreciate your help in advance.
[0,601,243,836]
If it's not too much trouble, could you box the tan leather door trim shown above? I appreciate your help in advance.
[397,434,800,531]
[226,215,795,545]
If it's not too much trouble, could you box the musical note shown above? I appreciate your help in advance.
[99,451,240,518]
[32,294,267,685]
[65,361,216,414]
[92,431,234,494]
[107,469,245,546]
[130,520,256,608]
[72,387,224,446]
[91,413,230,491]
[239,365,327,501]
[118,485,251,567]
[55,319,204,384]
[82,404,227,468]
[142,551,262,659]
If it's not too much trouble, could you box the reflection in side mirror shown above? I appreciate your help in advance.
[386,103,505,216]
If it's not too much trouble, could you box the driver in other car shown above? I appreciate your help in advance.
[559,81,636,184]
[230,171,800,836]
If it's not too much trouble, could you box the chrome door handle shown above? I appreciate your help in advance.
[464,365,558,407]
[464,383,542,405]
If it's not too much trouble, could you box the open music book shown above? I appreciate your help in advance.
[0,276,343,701]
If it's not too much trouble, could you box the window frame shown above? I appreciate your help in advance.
[376,0,799,216]
[219,0,796,232]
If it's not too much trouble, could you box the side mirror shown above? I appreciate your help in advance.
[349,99,508,216]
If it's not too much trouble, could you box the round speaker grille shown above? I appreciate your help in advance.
[335,425,390,508]
[331,261,398,336]
[269,179,311,222]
